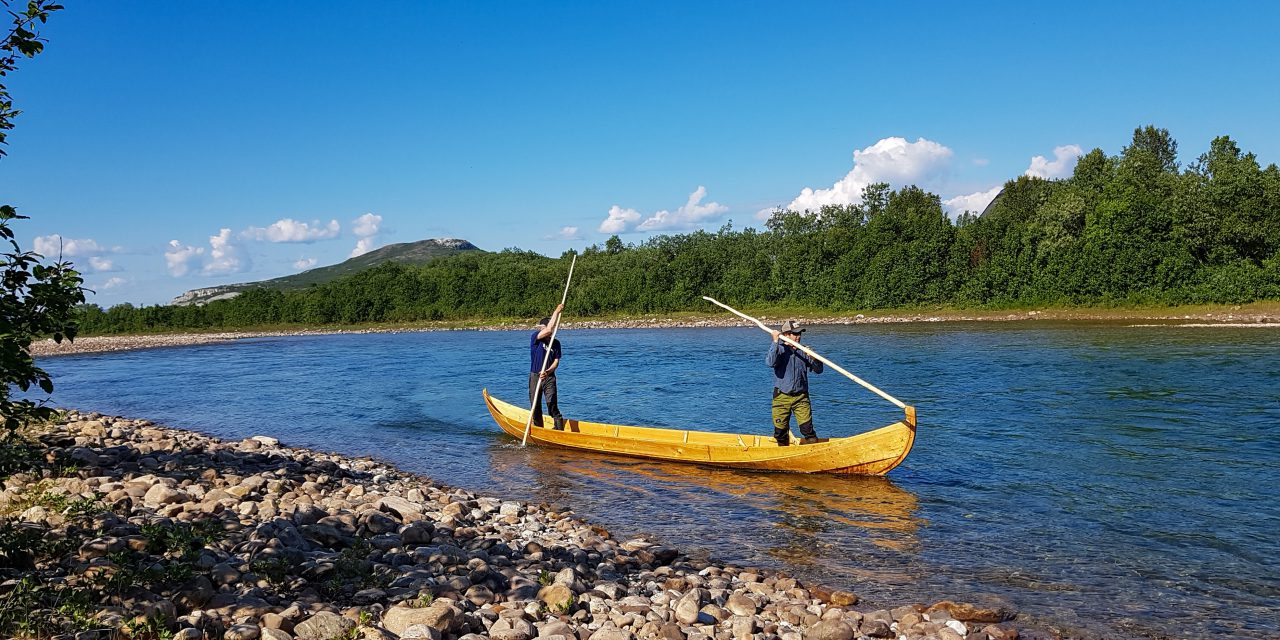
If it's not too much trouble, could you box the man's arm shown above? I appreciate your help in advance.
[540,357,560,378]
[537,303,566,340]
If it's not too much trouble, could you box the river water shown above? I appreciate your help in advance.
[36,323,1280,638]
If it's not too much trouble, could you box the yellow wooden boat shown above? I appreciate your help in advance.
[482,389,916,475]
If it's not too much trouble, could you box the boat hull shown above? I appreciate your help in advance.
[482,389,915,475]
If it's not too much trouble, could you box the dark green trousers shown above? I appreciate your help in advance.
[772,389,817,445]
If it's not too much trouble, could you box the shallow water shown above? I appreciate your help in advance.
[37,323,1280,638]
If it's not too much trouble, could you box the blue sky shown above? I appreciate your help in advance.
[5,1,1278,306]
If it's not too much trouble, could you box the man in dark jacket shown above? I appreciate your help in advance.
[530,303,565,430]
[766,319,823,446]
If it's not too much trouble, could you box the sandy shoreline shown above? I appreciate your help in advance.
[29,306,1280,357]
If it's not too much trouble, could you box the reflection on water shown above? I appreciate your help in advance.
[35,324,1280,639]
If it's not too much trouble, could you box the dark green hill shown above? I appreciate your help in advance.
[170,238,482,305]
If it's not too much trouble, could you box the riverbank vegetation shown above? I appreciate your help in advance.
[76,126,1280,335]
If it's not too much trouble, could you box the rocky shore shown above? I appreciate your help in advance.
[1,414,1030,640]
[28,304,1280,357]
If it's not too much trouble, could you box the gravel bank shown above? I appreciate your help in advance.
[1,413,1036,640]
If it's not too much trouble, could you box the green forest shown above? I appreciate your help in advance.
[77,127,1280,335]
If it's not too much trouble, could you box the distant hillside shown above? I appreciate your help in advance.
[171,238,482,305]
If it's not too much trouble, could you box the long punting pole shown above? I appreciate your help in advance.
[522,254,577,446]
[701,296,908,410]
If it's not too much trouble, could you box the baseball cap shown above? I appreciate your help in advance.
[779,319,805,334]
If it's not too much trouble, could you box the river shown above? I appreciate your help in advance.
[36,323,1280,639]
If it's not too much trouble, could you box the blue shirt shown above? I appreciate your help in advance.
[530,330,562,374]
[766,341,822,394]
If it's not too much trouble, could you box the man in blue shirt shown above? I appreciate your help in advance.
[766,319,823,446]
[530,303,566,430]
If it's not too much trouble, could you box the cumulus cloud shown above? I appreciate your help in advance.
[101,276,128,290]
[293,257,318,270]
[350,213,383,257]
[165,240,205,277]
[599,187,729,234]
[599,206,642,234]
[636,186,729,232]
[553,226,582,241]
[88,256,118,272]
[775,137,955,217]
[1025,144,1084,179]
[203,228,250,275]
[33,235,110,258]
[943,186,1003,217]
[243,218,340,243]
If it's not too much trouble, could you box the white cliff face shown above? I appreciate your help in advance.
[169,287,241,306]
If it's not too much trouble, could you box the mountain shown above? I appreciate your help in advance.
[170,238,482,306]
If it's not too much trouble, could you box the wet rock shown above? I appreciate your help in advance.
[860,619,893,638]
[927,601,1015,624]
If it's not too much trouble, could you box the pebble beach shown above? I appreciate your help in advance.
[2,413,1030,640]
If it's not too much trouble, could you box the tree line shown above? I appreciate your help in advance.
[76,126,1280,335]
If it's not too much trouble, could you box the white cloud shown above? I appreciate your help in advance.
[1025,144,1084,179]
[293,257,318,270]
[101,276,128,289]
[350,213,383,256]
[165,240,205,277]
[32,234,109,258]
[599,205,642,234]
[353,213,381,238]
[556,226,582,240]
[350,237,378,257]
[203,228,249,275]
[599,187,729,234]
[243,218,340,243]
[777,137,955,216]
[636,186,729,232]
[88,256,118,272]
[943,186,1002,217]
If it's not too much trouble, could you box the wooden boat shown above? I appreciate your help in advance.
[482,389,916,475]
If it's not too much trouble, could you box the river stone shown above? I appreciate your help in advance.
[926,601,1014,624]
[724,593,757,616]
[261,630,293,640]
[806,620,854,640]
[383,603,457,634]
[173,629,204,640]
[143,483,188,507]
[673,589,708,625]
[587,626,633,640]
[982,624,1019,640]
[538,584,574,610]
[401,625,442,640]
[225,624,261,640]
[859,619,893,638]
[294,612,356,640]
[490,616,536,640]
[378,496,423,519]
[401,521,433,544]
[538,621,576,639]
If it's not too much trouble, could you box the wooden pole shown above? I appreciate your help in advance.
[522,255,577,446]
[701,296,908,410]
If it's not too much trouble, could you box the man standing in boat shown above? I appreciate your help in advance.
[767,320,823,446]
[530,303,566,430]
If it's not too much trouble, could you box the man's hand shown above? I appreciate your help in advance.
[771,330,781,342]
[539,370,548,380]
[555,303,564,314]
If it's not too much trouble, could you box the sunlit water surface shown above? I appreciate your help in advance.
[38,324,1280,638]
